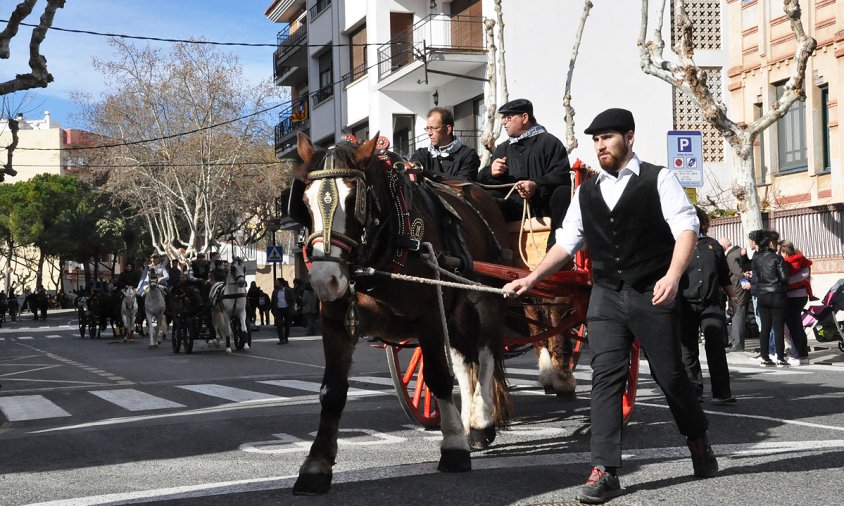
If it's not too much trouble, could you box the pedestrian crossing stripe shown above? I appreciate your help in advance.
[0,395,71,421]
[89,389,185,411]
[177,384,285,403]
[259,379,387,397]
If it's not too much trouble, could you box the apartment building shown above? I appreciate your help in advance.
[715,0,844,284]
[265,0,730,176]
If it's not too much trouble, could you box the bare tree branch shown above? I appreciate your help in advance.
[479,18,497,168]
[490,0,507,147]
[639,0,816,232]
[0,0,65,95]
[563,0,592,153]
[2,118,19,181]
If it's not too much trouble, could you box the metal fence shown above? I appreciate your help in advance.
[709,204,844,259]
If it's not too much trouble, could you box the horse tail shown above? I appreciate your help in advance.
[491,348,511,429]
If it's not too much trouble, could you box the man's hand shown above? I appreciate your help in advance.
[491,157,508,177]
[652,273,680,306]
[515,180,537,199]
[503,275,536,298]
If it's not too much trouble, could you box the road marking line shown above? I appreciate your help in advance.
[259,379,387,397]
[177,384,285,403]
[46,335,62,338]
[0,364,62,378]
[349,375,395,386]
[0,395,72,421]
[89,389,186,411]
[507,367,593,382]
[637,401,844,431]
[728,365,809,375]
[24,439,844,505]
[18,336,34,340]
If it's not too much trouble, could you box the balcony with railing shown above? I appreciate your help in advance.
[309,0,330,19]
[274,98,310,157]
[273,22,308,85]
[377,14,485,88]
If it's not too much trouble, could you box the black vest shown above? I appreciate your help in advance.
[580,162,676,290]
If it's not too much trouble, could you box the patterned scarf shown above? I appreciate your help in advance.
[428,137,463,158]
[509,124,547,144]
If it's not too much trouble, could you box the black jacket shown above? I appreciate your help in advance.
[751,248,789,294]
[681,236,731,305]
[477,131,571,200]
[410,144,480,181]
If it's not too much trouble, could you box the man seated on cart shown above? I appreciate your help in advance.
[171,273,203,322]
[477,98,572,250]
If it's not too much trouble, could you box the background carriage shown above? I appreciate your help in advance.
[75,293,103,339]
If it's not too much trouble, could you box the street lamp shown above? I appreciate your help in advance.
[433,90,439,106]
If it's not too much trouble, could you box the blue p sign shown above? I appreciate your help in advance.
[678,137,692,153]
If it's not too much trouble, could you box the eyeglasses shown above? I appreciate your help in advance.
[424,125,446,132]
[501,113,526,122]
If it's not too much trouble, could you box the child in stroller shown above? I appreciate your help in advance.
[802,279,844,353]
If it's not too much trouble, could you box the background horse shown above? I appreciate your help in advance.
[290,133,510,495]
[120,286,138,342]
[143,280,167,348]
[209,257,249,353]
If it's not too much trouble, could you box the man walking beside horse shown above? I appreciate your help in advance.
[504,108,717,504]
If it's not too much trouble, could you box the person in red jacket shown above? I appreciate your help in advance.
[780,240,811,365]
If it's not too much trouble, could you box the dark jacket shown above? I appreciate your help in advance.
[724,245,751,305]
[116,270,141,290]
[681,236,731,305]
[410,144,480,181]
[271,286,294,311]
[477,131,571,200]
[751,248,789,294]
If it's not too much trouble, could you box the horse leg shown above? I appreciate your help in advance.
[420,338,471,473]
[293,316,354,495]
[241,310,250,351]
[544,299,577,399]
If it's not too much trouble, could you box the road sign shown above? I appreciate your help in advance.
[667,130,704,188]
[266,245,284,263]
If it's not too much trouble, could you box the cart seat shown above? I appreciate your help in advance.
[505,218,553,269]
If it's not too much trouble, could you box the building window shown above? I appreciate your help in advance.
[820,85,831,173]
[753,102,767,184]
[392,114,415,158]
[775,82,807,173]
[312,50,333,106]
[348,24,367,82]
[672,67,724,163]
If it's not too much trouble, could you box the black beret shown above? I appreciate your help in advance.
[498,98,533,116]
[584,108,635,135]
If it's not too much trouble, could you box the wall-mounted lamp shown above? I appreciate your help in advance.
[433,90,439,106]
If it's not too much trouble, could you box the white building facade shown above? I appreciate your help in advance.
[265,0,731,202]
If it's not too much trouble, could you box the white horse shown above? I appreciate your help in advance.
[209,257,249,354]
[120,286,138,342]
[143,280,167,348]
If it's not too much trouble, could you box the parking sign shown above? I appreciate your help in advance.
[667,131,703,187]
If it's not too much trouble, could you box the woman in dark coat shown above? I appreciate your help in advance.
[751,232,790,366]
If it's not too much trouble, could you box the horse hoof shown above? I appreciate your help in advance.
[555,390,577,401]
[468,426,497,451]
[437,448,471,473]
[292,473,332,495]
[243,344,250,351]
[226,348,232,354]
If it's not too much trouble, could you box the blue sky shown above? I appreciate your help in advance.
[3,0,282,127]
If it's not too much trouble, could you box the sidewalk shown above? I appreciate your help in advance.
[722,333,844,367]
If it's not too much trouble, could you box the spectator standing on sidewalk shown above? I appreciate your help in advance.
[257,289,270,326]
[751,231,789,367]
[720,237,752,352]
[779,240,812,365]
[679,208,736,404]
[272,278,294,344]
[301,282,319,336]
[247,281,260,330]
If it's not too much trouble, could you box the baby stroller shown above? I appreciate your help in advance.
[802,279,844,353]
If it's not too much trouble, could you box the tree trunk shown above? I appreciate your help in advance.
[35,249,45,289]
[730,146,763,234]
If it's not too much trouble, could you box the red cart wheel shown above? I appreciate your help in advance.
[622,338,641,425]
[386,343,440,429]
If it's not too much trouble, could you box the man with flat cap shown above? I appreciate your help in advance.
[503,108,717,503]
[477,98,571,249]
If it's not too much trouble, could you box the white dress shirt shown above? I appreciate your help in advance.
[555,154,699,255]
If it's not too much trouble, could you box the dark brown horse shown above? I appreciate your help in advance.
[290,132,511,495]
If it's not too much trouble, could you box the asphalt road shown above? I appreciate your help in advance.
[1,309,843,505]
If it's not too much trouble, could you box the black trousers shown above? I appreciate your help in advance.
[679,300,733,399]
[274,307,291,341]
[757,292,786,360]
[587,284,709,468]
[783,295,809,357]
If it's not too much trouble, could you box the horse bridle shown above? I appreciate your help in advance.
[304,151,369,266]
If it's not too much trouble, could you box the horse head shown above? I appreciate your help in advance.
[229,257,247,288]
[295,132,383,302]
